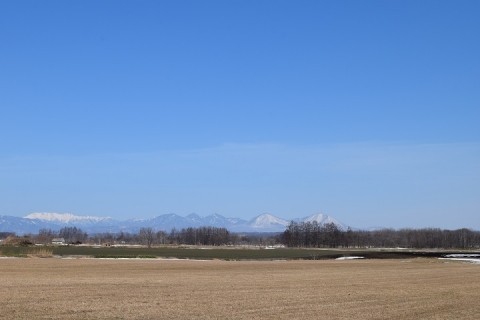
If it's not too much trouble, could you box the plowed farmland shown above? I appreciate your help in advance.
[1,258,479,319]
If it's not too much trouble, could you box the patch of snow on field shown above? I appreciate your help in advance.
[444,254,480,258]
[335,256,364,260]
[439,258,480,264]
[440,254,480,265]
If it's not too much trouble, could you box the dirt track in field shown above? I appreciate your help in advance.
[1,258,479,319]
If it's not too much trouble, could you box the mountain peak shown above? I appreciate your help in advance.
[249,213,289,229]
[302,213,346,229]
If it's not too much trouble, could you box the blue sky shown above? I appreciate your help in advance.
[1,1,479,229]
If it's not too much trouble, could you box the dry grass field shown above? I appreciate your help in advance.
[1,258,479,319]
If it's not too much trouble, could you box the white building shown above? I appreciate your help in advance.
[51,238,66,245]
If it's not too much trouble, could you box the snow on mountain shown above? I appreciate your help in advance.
[226,217,248,225]
[302,213,346,229]
[148,213,191,230]
[25,212,111,223]
[124,214,187,232]
[248,213,289,231]
[186,213,204,224]
[203,213,234,227]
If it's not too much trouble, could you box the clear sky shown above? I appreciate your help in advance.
[1,1,479,229]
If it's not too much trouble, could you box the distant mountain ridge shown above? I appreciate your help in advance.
[25,212,112,223]
[0,212,346,235]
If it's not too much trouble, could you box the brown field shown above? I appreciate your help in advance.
[1,258,479,319]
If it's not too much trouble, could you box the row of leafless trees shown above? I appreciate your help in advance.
[281,222,343,248]
[133,226,232,247]
[5,223,480,249]
[169,227,231,246]
[27,226,232,247]
[37,227,88,244]
[280,221,480,249]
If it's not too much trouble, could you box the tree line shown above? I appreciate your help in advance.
[280,221,480,249]
[9,226,233,247]
[35,227,88,244]
[2,223,479,249]
[134,226,233,247]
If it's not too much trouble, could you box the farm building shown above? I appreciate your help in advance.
[51,238,65,245]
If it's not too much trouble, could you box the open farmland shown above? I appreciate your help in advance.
[2,245,476,260]
[1,258,479,319]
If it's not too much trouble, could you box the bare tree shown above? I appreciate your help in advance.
[156,231,167,245]
[36,228,56,244]
[139,227,155,248]
[59,227,87,244]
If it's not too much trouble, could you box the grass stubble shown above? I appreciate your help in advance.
[0,258,479,319]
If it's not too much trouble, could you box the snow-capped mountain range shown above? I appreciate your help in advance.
[25,212,111,223]
[0,212,346,235]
